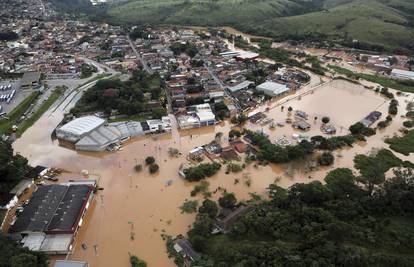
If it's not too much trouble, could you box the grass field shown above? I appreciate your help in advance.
[105,0,414,52]
[16,87,65,137]
[329,65,414,93]
[385,130,414,156]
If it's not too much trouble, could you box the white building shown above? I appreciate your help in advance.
[256,81,289,97]
[57,116,150,151]
[195,104,215,127]
[56,116,106,143]
[390,69,414,80]
[146,116,172,133]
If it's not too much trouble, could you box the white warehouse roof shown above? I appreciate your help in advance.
[58,116,105,137]
[391,69,414,80]
[256,81,289,96]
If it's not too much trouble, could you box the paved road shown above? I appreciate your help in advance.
[127,36,153,74]
[204,61,225,90]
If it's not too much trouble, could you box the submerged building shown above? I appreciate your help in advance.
[176,103,216,129]
[8,180,96,255]
[56,115,171,151]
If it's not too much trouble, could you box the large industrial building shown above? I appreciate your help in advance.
[256,81,290,97]
[390,69,414,80]
[56,115,171,151]
[8,180,96,255]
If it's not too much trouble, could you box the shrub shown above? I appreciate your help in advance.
[318,152,335,166]
[191,181,210,197]
[231,114,248,125]
[184,162,221,182]
[403,121,414,128]
[377,121,390,129]
[149,163,159,174]
[322,116,330,124]
[180,199,198,214]
[349,122,376,136]
[389,99,398,115]
[134,164,143,172]
[227,163,243,173]
[145,156,155,165]
[229,129,242,139]
[168,148,180,157]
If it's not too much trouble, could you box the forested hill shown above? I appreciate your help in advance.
[102,0,414,53]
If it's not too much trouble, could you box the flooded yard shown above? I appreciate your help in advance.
[12,75,414,266]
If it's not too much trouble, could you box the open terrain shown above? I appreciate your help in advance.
[102,0,414,53]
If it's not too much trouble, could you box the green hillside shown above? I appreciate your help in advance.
[50,0,92,13]
[105,0,414,53]
[107,0,306,26]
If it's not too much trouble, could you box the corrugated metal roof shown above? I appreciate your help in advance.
[256,81,289,96]
[58,116,105,137]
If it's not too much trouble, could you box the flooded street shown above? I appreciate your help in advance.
[13,60,414,267]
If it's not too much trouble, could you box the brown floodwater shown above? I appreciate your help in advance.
[13,68,414,266]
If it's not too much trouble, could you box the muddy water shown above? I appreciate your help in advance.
[13,76,414,267]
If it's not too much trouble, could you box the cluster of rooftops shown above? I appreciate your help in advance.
[8,180,96,255]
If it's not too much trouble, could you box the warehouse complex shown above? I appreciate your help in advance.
[56,115,171,151]
[256,81,289,97]
[8,180,96,255]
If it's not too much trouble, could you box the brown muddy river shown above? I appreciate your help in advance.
[13,76,414,266]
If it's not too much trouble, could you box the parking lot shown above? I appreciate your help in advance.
[0,79,34,116]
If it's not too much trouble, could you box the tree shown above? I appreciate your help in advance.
[190,213,214,237]
[10,254,38,267]
[324,168,359,198]
[231,114,248,125]
[218,192,237,209]
[199,199,218,219]
[151,108,166,119]
[130,255,147,267]
[318,152,334,166]
[322,116,330,124]
[0,236,48,267]
[0,141,32,204]
[149,163,159,174]
[289,181,331,205]
[349,122,375,136]
[184,163,221,182]
[145,156,155,165]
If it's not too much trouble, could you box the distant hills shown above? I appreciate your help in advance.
[52,0,414,53]
[49,0,92,13]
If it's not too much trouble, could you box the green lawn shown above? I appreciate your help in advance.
[16,87,65,137]
[385,130,414,156]
[0,91,40,135]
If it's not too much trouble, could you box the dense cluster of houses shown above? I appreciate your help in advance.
[0,2,131,76]
[128,28,313,130]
